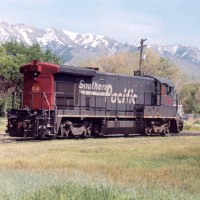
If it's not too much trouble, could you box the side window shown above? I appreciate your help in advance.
[166,86,174,95]
[55,82,79,108]
[161,84,174,97]
[56,82,74,97]
[165,85,173,96]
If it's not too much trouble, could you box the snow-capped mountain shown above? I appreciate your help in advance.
[151,45,200,64]
[1,21,200,77]
[0,21,136,64]
[151,45,200,78]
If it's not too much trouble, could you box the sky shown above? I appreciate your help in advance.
[0,0,200,47]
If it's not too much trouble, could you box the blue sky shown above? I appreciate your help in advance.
[0,0,200,47]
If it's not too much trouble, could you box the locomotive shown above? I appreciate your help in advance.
[6,60,183,138]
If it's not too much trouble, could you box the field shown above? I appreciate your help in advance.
[0,118,200,199]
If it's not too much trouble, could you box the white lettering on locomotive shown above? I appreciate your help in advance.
[79,80,137,104]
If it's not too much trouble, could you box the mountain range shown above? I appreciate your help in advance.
[0,21,200,78]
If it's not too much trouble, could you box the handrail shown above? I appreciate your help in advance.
[42,92,51,121]
[53,91,166,117]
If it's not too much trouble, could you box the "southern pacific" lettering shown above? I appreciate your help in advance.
[79,80,137,104]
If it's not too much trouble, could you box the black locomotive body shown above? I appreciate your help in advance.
[6,61,183,138]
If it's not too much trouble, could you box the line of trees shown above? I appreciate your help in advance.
[80,49,180,81]
[0,41,199,116]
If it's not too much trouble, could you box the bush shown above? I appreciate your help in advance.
[183,119,200,132]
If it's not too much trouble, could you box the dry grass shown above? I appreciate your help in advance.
[0,136,200,199]
[0,118,6,133]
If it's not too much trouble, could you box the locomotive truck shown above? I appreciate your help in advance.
[6,60,183,138]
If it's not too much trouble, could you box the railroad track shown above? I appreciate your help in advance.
[0,132,200,144]
[0,133,55,143]
[170,132,200,136]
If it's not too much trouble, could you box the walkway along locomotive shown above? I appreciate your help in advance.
[6,60,183,138]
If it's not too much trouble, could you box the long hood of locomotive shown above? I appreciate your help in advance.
[79,80,137,104]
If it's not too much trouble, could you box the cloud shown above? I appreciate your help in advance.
[67,10,164,45]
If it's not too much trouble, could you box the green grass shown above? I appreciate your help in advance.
[183,119,200,132]
[0,137,200,199]
[0,170,136,200]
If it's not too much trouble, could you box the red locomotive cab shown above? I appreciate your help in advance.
[154,77,174,106]
[161,84,174,106]
[20,60,59,110]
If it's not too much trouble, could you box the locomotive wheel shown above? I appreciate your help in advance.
[60,124,70,137]
[170,122,180,133]
[35,129,46,139]
[159,131,166,137]
[124,133,129,137]
[145,127,153,134]
[70,125,86,137]
[91,124,102,137]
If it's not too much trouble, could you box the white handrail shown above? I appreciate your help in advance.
[42,92,50,120]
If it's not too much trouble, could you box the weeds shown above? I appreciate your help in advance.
[183,118,200,132]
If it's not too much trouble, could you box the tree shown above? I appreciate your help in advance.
[80,49,180,82]
[0,41,62,116]
[80,52,135,75]
[0,42,62,88]
[132,49,181,83]
[179,82,200,114]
